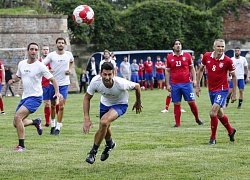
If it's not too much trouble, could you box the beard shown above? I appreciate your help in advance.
[57,46,64,51]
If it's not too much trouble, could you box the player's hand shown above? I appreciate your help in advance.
[53,93,63,101]
[83,118,93,134]
[132,101,143,114]
[167,85,172,92]
[1,82,5,86]
[193,81,197,88]
[246,77,249,83]
[196,86,201,97]
[231,93,236,103]
[65,69,71,75]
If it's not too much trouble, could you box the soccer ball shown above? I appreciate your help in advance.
[72,5,94,25]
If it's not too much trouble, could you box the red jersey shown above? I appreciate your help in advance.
[144,61,154,74]
[39,58,51,87]
[166,52,193,84]
[202,52,235,92]
[138,63,144,76]
[155,61,165,74]
[0,61,3,83]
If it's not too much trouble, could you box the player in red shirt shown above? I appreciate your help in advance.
[155,56,165,90]
[0,61,5,114]
[144,56,154,90]
[39,45,59,127]
[196,39,236,145]
[138,59,145,88]
[166,39,203,127]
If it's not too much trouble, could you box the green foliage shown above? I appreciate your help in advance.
[1,0,249,57]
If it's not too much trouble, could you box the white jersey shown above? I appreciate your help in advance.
[231,56,248,79]
[99,59,116,72]
[43,51,74,86]
[16,59,53,99]
[87,75,136,106]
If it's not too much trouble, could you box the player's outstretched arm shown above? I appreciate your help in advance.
[230,72,237,103]
[196,65,205,97]
[132,83,142,114]
[83,93,94,134]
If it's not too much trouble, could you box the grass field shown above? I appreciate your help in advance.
[0,85,250,180]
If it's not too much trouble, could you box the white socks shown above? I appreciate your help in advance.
[56,123,62,130]
[51,119,56,127]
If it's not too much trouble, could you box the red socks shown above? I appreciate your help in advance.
[0,98,4,111]
[150,81,153,90]
[174,104,181,126]
[188,102,199,120]
[219,115,234,135]
[165,96,171,110]
[44,107,51,125]
[210,116,218,139]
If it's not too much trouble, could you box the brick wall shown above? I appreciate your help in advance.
[0,15,79,95]
[223,6,250,49]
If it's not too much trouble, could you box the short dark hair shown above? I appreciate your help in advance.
[101,62,114,73]
[234,47,240,50]
[56,37,66,44]
[27,42,39,51]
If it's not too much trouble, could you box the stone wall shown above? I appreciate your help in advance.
[223,6,250,50]
[0,15,79,95]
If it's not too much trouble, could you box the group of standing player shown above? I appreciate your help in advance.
[2,38,246,166]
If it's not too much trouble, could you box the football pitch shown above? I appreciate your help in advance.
[0,85,250,179]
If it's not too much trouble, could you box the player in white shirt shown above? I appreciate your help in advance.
[9,43,60,152]
[226,47,249,109]
[83,62,142,164]
[99,49,117,76]
[43,37,74,135]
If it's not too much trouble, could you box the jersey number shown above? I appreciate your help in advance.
[176,61,181,66]
[212,65,216,71]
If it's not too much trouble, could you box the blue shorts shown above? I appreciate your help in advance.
[139,75,144,81]
[171,82,195,102]
[229,79,245,89]
[0,84,2,93]
[145,73,153,81]
[209,90,229,107]
[16,96,43,113]
[156,73,165,80]
[131,74,139,83]
[42,86,51,100]
[49,84,68,100]
[100,103,128,119]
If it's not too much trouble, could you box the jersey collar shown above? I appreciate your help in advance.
[172,51,184,56]
[211,52,225,61]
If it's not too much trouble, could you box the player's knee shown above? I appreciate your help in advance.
[59,105,64,111]
[209,111,217,118]
[99,119,109,129]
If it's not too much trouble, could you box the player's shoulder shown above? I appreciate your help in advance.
[203,52,212,58]
[91,75,101,82]
[65,51,73,55]
[183,52,192,57]
[19,59,28,65]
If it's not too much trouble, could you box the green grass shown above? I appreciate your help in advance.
[1,85,250,179]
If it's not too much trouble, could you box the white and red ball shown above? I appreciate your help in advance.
[72,5,94,25]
